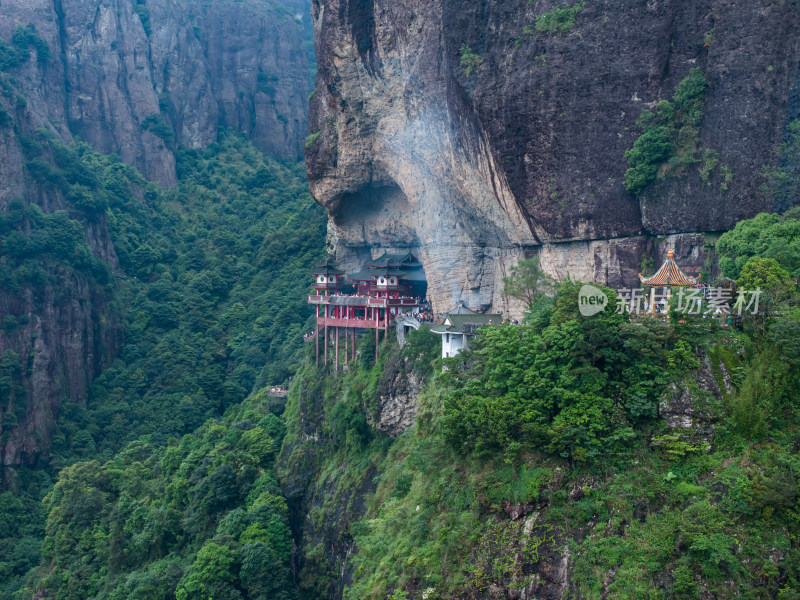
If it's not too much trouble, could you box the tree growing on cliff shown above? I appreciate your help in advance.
[459,45,481,78]
[624,68,708,196]
[502,257,555,311]
[736,257,795,303]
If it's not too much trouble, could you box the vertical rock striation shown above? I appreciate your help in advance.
[197,0,311,158]
[0,0,312,467]
[0,0,311,184]
[0,272,123,467]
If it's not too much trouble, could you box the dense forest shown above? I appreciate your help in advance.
[3,150,800,598]
[0,131,325,598]
[278,209,800,599]
[1,127,799,600]
[36,387,296,600]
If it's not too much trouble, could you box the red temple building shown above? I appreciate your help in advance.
[309,253,426,368]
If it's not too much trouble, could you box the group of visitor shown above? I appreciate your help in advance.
[413,309,434,322]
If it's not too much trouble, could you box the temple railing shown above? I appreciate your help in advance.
[316,317,389,328]
[308,295,420,308]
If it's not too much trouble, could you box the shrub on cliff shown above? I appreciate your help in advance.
[459,45,481,77]
[624,68,709,196]
[142,113,176,147]
[535,1,584,33]
[762,119,800,208]
[0,24,50,71]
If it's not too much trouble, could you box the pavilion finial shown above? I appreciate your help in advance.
[667,250,675,258]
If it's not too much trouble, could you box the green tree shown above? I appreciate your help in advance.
[239,542,296,600]
[176,543,238,600]
[502,257,555,311]
[441,280,666,462]
[736,256,795,303]
[716,208,800,279]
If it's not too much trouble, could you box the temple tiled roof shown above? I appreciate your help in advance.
[370,251,422,268]
[369,268,407,277]
[639,251,698,287]
[347,250,426,282]
[431,313,502,333]
[448,303,476,314]
[311,260,344,276]
[347,268,373,282]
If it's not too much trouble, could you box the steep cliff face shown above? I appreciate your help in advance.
[0,271,122,467]
[0,0,310,185]
[195,0,311,158]
[307,0,800,314]
[0,0,312,467]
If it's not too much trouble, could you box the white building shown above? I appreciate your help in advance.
[431,308,502,359]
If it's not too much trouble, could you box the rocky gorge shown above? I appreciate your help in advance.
[0,1,798,599]
[0,0,312,467]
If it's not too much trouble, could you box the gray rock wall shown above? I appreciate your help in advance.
[307,0,800,316]
[0,0,311,185]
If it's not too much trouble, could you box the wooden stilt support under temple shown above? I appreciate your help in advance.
[335,327,339,372]
[344,326,349,366]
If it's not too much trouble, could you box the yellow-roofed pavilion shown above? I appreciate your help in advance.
[638,251,698,316]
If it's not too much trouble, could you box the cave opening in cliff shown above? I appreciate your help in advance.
[333,182,427,299]
[332,184,419,249]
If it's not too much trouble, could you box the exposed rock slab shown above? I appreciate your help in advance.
[307,0,799,315]
[0,0,311,184]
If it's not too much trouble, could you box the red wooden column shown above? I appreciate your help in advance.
[344,325,349,366]
[315,304,319,367]
[375,307,380,363]
[324,304,328,367]
[335,326,339,372]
